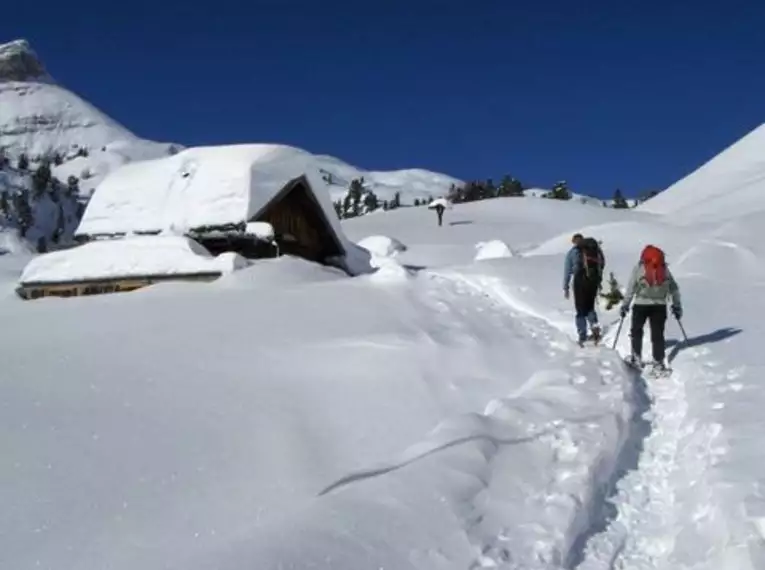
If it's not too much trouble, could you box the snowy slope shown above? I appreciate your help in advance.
[0,39,178,194]
[639,122,765,223]
[0,191,763,569]
[316,152,462,204]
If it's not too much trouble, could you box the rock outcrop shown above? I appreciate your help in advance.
[0,40,50,82]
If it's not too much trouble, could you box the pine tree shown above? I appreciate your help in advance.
[333,200,343,219]
[600,272,625,310]
[13,190,33,237]
[447,184,463,203]
[66,175,80,197]
[0,148,8,168]
[18,153,29,170]
[363,189,379,213]
[414,198,421,207]
[32,161,52,198]
[485,178,497,199]
[342,193,354,218]
[346,177,366,217]
[0,192,8,217]
[53,152,63,166]
[612,188,629,209]
[391,191,401,209]
[547,181,572,200]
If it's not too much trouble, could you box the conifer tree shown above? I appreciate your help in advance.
[612,188,629,209]
[66,175,80,198]
[547,180,572,200]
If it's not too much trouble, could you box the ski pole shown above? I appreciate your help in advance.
[676,317,689,343]
[611,316,625,350]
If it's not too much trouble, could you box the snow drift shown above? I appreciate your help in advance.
[19,235,246,284]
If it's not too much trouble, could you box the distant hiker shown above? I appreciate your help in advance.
[619,245,683,370]
[563,233,605,345]
[434,203,445,226]
[428,199,448,227]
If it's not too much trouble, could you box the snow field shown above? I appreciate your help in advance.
[3,163,765,569]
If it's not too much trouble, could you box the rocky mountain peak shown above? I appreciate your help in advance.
[0,39,51,82]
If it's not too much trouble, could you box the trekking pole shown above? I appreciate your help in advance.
[611,316,625,350]
[676,317,689,344]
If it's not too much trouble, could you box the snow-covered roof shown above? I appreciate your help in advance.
[19,235,246,284]
[76,144,346,242]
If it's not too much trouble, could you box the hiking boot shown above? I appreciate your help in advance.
[590,325,601,344]
[626,354,643,368]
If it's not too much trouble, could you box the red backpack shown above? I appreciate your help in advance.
[640,245,666,286]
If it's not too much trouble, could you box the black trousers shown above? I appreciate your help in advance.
[630,304,667,361]
[573,273,599,317]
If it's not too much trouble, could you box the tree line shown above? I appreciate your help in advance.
[330,174,661,220]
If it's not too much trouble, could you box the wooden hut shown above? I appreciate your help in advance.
[17,144,367,300]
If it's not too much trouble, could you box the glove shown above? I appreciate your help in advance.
[620,304,629,318]
[672,305,682,320]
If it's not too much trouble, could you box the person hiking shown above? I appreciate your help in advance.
[619,244,682,371]
[427,198,449,227]
[434,202,445,226]
[563,233,605,346]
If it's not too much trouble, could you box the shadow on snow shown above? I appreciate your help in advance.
[667,326,742,363]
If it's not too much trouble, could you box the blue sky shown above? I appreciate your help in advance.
[3,0,764,198]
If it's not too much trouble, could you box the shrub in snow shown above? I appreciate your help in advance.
[600,271,624,309]
[474,240,516,261]
[356,235,408,258]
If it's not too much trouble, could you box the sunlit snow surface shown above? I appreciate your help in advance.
[1,180,763,569]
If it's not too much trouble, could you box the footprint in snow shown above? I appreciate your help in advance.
[725,366,746,380]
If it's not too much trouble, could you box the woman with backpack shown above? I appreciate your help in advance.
[619,245,683,371]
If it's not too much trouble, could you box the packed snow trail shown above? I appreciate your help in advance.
[438,269,756,570]
[319,269,644,569]
[575,348,752,570]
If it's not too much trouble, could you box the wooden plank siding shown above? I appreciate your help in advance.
[17,272,222,300]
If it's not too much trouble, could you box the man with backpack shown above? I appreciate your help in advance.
[563,233,605,346]
[619,245,683,371]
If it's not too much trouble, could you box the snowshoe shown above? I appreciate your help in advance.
[647,361,672,378]
[623,354,644,371]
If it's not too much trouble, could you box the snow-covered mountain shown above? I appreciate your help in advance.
[0,39,464,208]
[0,39,179,194]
